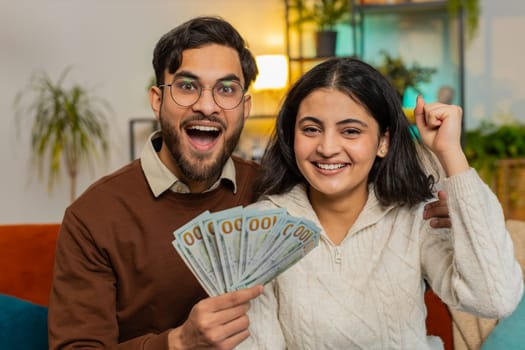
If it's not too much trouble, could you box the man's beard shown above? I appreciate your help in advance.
[159,113,244,182]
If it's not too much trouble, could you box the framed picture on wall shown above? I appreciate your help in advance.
[234,115,276,162]
[129,118,159,160]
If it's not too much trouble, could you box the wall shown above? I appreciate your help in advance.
[0,0,524,223]
[466,0,525,128]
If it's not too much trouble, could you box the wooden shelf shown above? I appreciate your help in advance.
[358,1,448,14]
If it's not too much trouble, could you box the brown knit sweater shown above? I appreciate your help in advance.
[48,157,260,349]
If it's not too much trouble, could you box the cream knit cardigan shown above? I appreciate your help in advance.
[238,169,523,350]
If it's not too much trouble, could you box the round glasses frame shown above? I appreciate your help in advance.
[159,78,246,110]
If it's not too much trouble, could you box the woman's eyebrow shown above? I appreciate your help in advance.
[336,118,368,127]
[297,116,322,124]
[298,116,368,128]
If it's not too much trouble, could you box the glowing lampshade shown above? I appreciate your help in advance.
[253,54,288,91]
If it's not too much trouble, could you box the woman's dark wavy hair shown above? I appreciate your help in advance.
[255,57,436,207]
[152,16,258,89]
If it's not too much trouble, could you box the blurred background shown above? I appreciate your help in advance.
[1,0,524,223]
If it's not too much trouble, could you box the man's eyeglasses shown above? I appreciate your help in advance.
[159,77,246,110]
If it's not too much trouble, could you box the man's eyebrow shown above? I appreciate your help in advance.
[173,71,199,80]
[219,73,242,83]
[172,71,242,84]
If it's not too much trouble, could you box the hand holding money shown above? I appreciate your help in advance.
[172,206,321,296]
[167,285,263,349]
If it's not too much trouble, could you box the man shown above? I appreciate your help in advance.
[49,16,262,350]
[49,16,450,350]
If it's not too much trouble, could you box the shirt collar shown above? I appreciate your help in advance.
[265,183,394,239]
[140,131,237,197]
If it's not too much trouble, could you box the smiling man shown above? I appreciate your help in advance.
[48,17,263,350]
[152,43,249,193]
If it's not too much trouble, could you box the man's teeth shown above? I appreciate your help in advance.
[188,125,219,132]
[316,163,346,170]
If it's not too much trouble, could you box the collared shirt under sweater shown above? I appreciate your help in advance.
[48,132,260,349]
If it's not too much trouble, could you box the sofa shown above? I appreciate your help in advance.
[0,221,523,350]
[0,224,60,306]
[425,219,525,350]
[0,224,59,350]
[450,219,525,350]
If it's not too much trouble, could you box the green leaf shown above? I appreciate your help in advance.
[289,0,350,31]
[465,120,525,185]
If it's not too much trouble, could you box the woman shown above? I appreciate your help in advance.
[240,57,523,349]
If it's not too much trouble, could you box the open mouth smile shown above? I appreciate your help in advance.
[185,123,223,151]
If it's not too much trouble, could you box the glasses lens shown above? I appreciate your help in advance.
[169,77,201,107]
[212,80,244,110]
[167,78,245,109]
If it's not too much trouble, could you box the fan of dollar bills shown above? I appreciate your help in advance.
[172,206,321,296]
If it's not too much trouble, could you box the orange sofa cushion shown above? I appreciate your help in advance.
[0,224,60,306]
[425,288,454,350]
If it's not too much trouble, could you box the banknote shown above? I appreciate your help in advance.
[172,206,321,296]
[172,211,219,296]
[238,207,287,278]
[211,206,244,289]
[199,213,226,293]
[238,217,319,284]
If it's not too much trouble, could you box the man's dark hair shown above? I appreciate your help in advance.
[152,16,258,88]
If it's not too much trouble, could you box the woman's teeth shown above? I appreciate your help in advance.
[316,163,346,170]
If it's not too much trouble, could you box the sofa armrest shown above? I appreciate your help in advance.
[0,224,60,306]
[451,219,524,350]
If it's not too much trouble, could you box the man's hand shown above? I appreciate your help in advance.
[168,285,263,350]
[423,190,451,229]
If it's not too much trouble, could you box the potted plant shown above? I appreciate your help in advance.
[375,50,437,104]
[289,0,351,57]
[447,0,481,42]
[14,68,111,203]
[464,119,525,219]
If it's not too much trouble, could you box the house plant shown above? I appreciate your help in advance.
[447,0,481,41]
[288,0,351,57]
[14,68,111,203]
[464,119,525,219]
[375,50,437,104]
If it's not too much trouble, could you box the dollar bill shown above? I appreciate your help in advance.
[172,211,220,296]
[199,213,226,294]
[239,207,287,278]
[233,236,318,290]
[212,206,244,290]
[171,206,321,295]
[238,217,320,284]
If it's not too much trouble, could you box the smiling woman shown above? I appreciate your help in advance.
[293,89,387,240]
[238,56,523,350]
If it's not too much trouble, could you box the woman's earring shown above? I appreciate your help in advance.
[380,149,386,155]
